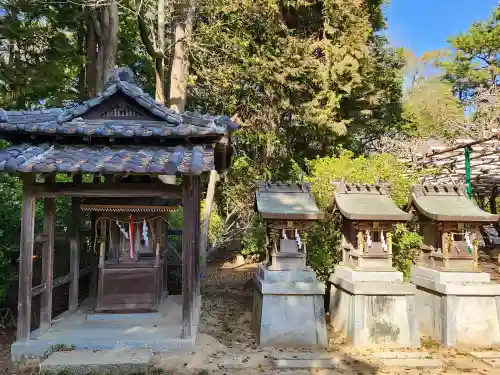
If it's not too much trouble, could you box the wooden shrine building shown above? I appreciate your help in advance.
[333,182,411,270]
[408,184,499,270]
[0,67,237,360]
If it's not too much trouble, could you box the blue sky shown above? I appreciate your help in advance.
[385,0,499,56]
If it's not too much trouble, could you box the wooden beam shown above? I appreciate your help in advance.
[17,174,36,342]
[31,182,182,198]
[182,175,200,339]
[53,273,73,289]
[35,230,92,245]
[69,175,82,313]
[40,179,56,332]
[31,283,47,298]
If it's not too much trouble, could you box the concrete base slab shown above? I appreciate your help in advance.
[271,351,342,369]
[11,295,198,362]
[40,348,153,374]
[329,267,420,348]
[373,352,443,368]
[271,352,335,360]
[274,359,341,369]
[469,351,500,367]
[412,267,500,346]
[253,264,328,348]
[219,353,269,369]
[334,266,403,283]
[413,266,490,283]
[445,356,487,371]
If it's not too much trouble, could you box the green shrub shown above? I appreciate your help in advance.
[241,216,267,259]
[306,213,342,282]
[392,222,422,280]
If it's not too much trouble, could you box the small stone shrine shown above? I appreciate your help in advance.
[329,182,420,348]
[409,184,500,346]
[252,181,327,347]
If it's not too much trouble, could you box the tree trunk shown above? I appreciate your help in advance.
[87,1,118,95]
[200,170,217,270]
[168,0,195,112]
[156,0,166,103]
[86,16,97,98]
[77,20,87,100]
[102,1,118,83]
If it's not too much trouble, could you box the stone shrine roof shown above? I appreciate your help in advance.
[255,182,323,221]
[408,184,500,223]
[333,182,411,222]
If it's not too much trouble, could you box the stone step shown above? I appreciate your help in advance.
[273,358,342,369]
[40,348,153,374]
[373,352,443,368]
[271,352,343,369]
[469,351,500,367]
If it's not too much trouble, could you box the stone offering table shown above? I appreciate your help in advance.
[408,184,500,346]
[252,182,327,348]
[329,182,419,348]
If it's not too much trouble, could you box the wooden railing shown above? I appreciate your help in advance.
[31,267,92,298]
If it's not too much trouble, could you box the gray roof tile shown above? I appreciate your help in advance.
[0,68,237,142]
[255,181,323,220]
[333,182,411,221]
[409,184,500,222]
[0,143,214,175]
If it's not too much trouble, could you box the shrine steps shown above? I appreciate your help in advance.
[40,348,154,374]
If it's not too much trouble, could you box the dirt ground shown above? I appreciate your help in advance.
[3,250,500,374]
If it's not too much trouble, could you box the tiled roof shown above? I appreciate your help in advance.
[0,68,237,141]
[333,182,411,222]
[0,117,231,138]
[0,143,213,175]
[409,184,500,223]
[255,181,323,221]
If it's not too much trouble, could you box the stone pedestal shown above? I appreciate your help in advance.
[329,266,420,348]
[412,265,500,346]
[252,263,328,348]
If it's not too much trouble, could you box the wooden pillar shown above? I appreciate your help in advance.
[182,175,200,338]
[17,174,36,342]
[69,175,82,313]
[164,219,169,294]
[155,218,161,268]
[40,175,56,332]
[89,175,100,298]
[97,218,106,307]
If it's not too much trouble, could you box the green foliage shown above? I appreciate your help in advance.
[307,150,416,210]
[306,212,342,282]
[391,223,422,280]
[200,200,225,248]
[240,217,267,258]
[191,0,405,161]
[440,3,500,100]
[404,78,465,140]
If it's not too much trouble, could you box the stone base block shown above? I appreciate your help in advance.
[412,266,500,347]
[252,264,327,348]
[329,266,420,348]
